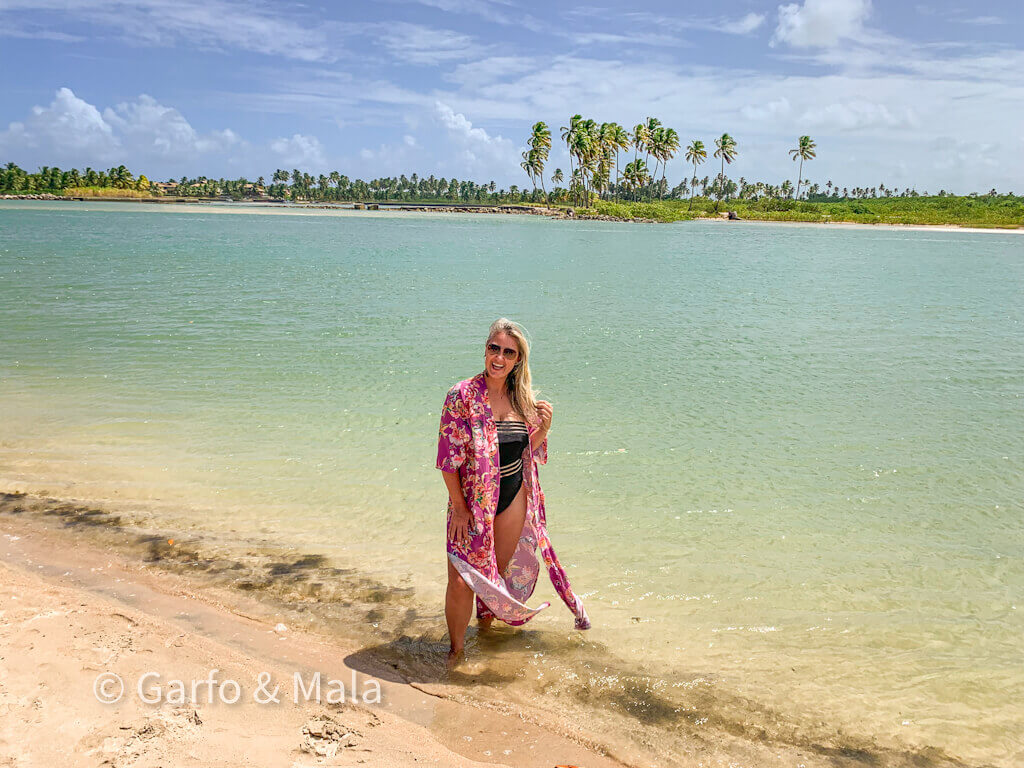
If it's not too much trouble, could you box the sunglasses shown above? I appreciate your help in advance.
[486,342,519,360]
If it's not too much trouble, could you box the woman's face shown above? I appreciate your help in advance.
[484,331,520,381]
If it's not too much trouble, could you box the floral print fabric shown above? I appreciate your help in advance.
[437,372,590,630]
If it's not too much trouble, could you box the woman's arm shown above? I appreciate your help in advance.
[442,470,473,543]
[530,400,553,464]
[437,385,474,543]
[441,470,469,512]
[529,425,549,452]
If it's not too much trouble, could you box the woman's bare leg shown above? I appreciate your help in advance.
[493,484,528,583]
[478,487,528,632]
[445,558,474,663]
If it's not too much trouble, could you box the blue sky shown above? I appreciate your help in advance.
[1,0,1021,192]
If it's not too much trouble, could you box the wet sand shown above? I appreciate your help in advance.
[0,495,626,768]
[0,490,991,768]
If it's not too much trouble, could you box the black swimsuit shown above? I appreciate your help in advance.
[495,420,529,515]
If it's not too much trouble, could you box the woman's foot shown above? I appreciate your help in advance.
[446,646,464,670]
[477,616,493,631]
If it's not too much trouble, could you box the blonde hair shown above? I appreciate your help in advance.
[487,318,538,424]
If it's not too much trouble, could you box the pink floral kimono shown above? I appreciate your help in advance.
[437,372,590,630]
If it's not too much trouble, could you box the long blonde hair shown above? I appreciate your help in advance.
[487,318,538,424]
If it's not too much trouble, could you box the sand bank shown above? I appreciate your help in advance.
[0,505,625,768]
[692,215,1024,234]
[2,198,1020,231]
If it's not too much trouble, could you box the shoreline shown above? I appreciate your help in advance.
[2,195,1021,231]
[691,215,1024,234]
[0,492,629,768]
[0,489,989,768]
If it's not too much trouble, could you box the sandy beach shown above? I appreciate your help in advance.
[2,489,1001,768]
[1,198,1020,231]
[0,496,624,768]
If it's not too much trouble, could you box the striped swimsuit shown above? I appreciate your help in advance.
[495,419,529,515]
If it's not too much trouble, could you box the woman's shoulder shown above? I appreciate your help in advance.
[449,372,483,396]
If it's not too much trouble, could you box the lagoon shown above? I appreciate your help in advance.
[1,200,1021,765]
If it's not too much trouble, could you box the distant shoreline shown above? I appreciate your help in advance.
[2,194,1021,231]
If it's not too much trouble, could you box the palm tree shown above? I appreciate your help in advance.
[551,168,563,189]
[529,121,551,201]
[594,122,620,200]
[684,140,707,210]
[653,127,679,199]
[632,122,646,164]
[641,117,661,198]
[530,122,551,155]
[560,115,583,203]
[713,133,738,209]
[576,118,598,205]
[788,135,816,200]
[605,123,630,201]
[521,150,536,193]
[623,159,648,201]
[713,133,737,182]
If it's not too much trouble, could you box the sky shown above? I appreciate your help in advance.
[0,0,1021,192]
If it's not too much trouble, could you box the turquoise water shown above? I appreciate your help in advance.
[1,201,1022,765]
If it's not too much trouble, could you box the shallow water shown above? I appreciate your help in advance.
[1,201,1022,765]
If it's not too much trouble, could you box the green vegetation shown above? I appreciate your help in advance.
[789,136,817,200]
[2,148,1020,228]
[64,186,151,198]
[2,163,150,194]
[580,195,1023,228]
[521,122,552,202]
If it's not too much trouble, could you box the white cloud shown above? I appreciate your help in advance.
[741,96,792,122]
[103,94,241,156]
[0,0,338,61]
[570,30,679,47]
[376,22,480,65]
[799,100,915,131]
[404,0,546,33]
[0,23,84,42]
[423,52,1023,192]
[433,101,517,175]
[0,87,118,163]
[0,87,249,176]
[773,0,871,48]
[355,134,421,175]
[445,56,537,89]
[722,13,767,35]
[617,11,766,37]
[269,133,326,170]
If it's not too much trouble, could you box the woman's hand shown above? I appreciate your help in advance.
[448,503,474,545]
[536,400,553,432]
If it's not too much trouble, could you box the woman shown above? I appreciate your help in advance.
[437,318,590,666]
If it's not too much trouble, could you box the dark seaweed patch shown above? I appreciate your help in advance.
[0,491,27,515]
[44,503,123,527]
